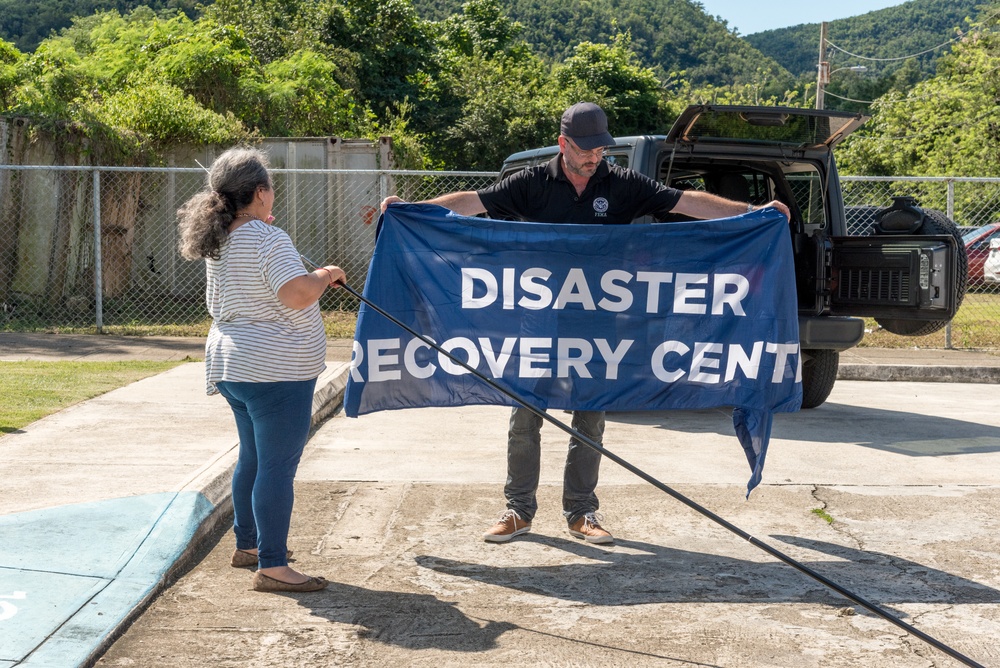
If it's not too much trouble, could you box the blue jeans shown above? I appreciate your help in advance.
[505,406,604,525]
[216,378,316,569]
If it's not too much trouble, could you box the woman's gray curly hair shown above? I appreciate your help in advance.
[177,147,272,260]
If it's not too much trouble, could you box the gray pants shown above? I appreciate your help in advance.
[504,406,604,525]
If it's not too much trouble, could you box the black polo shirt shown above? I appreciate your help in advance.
[477,154,683,225]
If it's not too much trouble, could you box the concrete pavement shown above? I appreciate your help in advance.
[2,333,1000,667]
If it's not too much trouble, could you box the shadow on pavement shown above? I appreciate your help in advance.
[413,533,1000,610]
[609,406,1000,456]
[274,582,516,651]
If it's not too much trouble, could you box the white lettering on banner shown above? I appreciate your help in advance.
[555,268,596,309]
[674,273,709,314]
[652,341,799,385]
[725,341,763,382]
[595,338,632,380]
[520,269,552,310]
[558,338,594,378]
[597,270,633,312]
[480,337,517,376]
[368,338,402,382]
[405,337,436,378]
[352,337,797,386]
[520,338,552,377]
[461,267,750,315]
[767,342,802,382]
[636,271,673,312]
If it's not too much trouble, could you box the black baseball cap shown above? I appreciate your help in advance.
[560,102,614,150]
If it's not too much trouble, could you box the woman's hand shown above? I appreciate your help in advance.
[277,266,348,309]
[321,265,346,287]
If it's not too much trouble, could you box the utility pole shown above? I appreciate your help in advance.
[816,21,829,110]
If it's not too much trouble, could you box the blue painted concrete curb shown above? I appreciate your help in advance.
[0,364,349,667]
[0,492,213,667]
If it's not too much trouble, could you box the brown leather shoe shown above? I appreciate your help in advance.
[252,571,328,593]
[568,512,613,544]
[231,548,294,568]
[483,509,531,543]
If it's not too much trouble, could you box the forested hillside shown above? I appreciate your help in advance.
[1,0,998,177]
[745,0,981,78]
[411,0,791,87]
[0,0,197,51]
[4,0,978,93]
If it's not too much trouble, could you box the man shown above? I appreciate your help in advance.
[381,102,789,546]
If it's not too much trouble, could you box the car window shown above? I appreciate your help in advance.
[668,106,867,149]
[656,167,788,224]
[605,153,629,169]
[498,165,527,180]
[786,170,826,227]
[962,224,997,245]
[976,229,1000,249]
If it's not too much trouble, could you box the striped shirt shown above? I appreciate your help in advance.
[203,219,326,394]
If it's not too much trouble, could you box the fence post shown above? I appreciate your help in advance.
[946,179,954,219]
[944,179,955,349]
[93,169,103,333]
[378,136,392,203]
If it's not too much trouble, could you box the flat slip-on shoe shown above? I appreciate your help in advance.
[252,572,328,593]
[231,548,294,568]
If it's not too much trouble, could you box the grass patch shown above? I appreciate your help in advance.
[811,508,835,524]
[0,361,185,434]
[859,291,1000,350]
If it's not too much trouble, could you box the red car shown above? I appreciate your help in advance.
[963,222,1000,287]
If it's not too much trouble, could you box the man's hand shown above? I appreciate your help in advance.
[756,200,791,220]
[380,191,487,217]
[380,195,405,213]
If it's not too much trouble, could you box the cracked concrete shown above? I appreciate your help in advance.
[97,380,1000,667]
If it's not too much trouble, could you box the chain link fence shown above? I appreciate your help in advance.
[1,166,998,348]
[0,166,496,335]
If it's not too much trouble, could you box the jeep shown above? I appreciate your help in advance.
[499,105,968,408]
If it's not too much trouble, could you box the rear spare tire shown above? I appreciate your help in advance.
[875,207,968,336]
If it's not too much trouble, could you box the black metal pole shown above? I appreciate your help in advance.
[309,256,982,668]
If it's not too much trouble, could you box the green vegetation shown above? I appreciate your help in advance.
[0,0,198,52]
[746,0,979,77]
[413,0,792,87]
[860,293,1000,350]
[0,0,997,174]
[839,10,1000,180]
[811,508,834,524]
[0,360,183,432]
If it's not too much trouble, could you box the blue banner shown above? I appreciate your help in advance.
[345,203,802,494]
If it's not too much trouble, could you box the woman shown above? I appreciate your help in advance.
[178,147,345,593]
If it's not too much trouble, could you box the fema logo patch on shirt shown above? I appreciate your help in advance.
[593,197,609,217]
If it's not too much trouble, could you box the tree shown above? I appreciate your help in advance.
[554,33,670,136]
[839,13,1000,179]
[0,38,23,111]
[314,0,433,117]
[425,0,559,169]
[205,0,313,65]
[257,50,376,137]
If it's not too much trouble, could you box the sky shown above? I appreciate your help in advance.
[696,0,908,36]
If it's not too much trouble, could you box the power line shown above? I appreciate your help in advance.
[824,5,1000,64]
[821,90,874,105]
[825,35,960,62]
